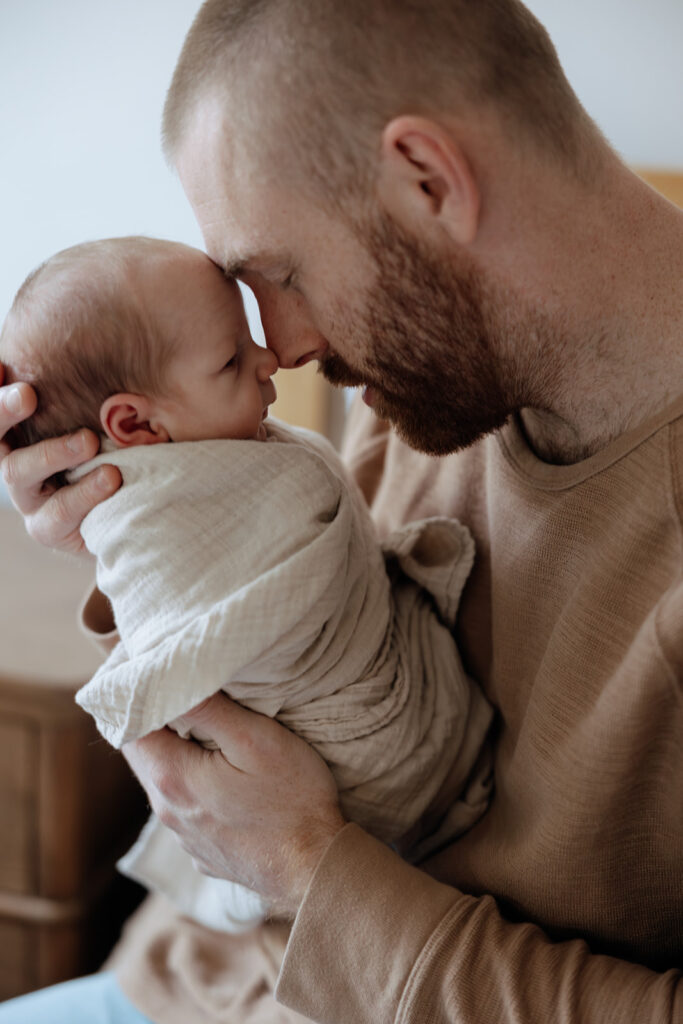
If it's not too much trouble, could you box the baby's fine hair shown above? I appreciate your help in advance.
[0,236,184,449]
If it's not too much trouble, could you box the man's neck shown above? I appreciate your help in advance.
[510,165,683,465]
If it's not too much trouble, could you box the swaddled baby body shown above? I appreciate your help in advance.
[0,237,493,932]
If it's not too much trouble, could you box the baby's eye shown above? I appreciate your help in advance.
[222,355,238,371]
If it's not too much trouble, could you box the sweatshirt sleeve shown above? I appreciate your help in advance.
[276,825,682,1024]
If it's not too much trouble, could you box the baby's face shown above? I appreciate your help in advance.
[145,252,277,443]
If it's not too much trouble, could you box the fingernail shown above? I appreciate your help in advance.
[95,467,112,492]
[65,431,84,454]
[4,386,22,415]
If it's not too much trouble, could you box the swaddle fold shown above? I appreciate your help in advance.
[73,421,492,932]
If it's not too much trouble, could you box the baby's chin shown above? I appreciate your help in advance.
[255,421,268,441]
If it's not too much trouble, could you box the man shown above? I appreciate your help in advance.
[1,1,681,1021]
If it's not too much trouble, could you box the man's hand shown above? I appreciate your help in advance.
[0,365,121,555]
[123,693,347,918]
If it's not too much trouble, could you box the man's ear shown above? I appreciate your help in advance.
[100,393,170,448]
[377,115,480,246]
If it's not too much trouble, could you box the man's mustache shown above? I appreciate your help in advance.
[318,351,365,389]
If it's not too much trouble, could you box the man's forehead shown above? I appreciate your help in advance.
[176,98,304,279]
[184,191,289,282]
[178,92,249,173]
[179,158,289,276]
[189,188,296,280]
[178,98,278,215]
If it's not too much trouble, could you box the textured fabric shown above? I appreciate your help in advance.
[101,397,682,1024]
[105,895,309,1024]
[276,397,683,1023]
[73,419,491,933]
[0,973,155,1024]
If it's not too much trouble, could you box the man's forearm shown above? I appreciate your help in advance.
[277,825,682,1024]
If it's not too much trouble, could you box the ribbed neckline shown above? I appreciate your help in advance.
[496,394,683,492]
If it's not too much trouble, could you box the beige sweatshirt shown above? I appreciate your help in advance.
[102,395,682,1024]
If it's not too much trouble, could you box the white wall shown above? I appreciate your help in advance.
[0,0,205,318]
[524,0,683,167]
[1,0,682,505]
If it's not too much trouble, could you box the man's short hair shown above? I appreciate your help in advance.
[163,0,600,201]
[0,237,178,449]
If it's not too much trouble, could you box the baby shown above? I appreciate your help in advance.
[1,237,493,932]
[4,237,277,455]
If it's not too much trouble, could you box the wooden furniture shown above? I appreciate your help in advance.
[0,508,147,1002]
[636,168,683,209]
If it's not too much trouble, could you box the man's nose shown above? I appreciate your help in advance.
[273,331,328,369]
[256,285,329,369]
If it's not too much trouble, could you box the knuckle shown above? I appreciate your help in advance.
[32,437,68,481]
[1,451,19,489]
[28,522,63,552]
[152,764,185,804]
[237,726,261,759]
[25,511,61,549]
[48,488,77,528]
[36,440,54,476]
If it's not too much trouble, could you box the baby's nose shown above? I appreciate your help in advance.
[257,345,279,380]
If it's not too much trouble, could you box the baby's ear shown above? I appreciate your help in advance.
[100,393,170,448]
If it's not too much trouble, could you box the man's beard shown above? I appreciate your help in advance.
[320,212,518,457]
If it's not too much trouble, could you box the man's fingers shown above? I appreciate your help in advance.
[0,381,37,440]
[1,428,101,515]
[24,464,122,552]
[123,726,209,810]
[124,699,280,804]
[180,693,279,769]
[0,381,121,554]
[122,704,344,910]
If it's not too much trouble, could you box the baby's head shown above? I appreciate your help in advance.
[0,236,277,452]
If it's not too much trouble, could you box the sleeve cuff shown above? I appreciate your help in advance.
[275,823,461,1024]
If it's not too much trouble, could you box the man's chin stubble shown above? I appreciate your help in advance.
[319,349,509,457]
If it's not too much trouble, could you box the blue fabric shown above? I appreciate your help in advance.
[0,972,155,1024]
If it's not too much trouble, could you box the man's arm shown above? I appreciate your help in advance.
[122,694,346,915]
[0,366,120,552]
[126,695,681,1024]
[279,826,682,1024]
